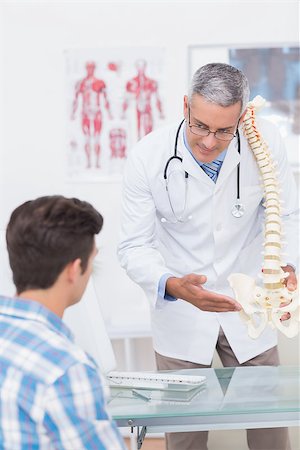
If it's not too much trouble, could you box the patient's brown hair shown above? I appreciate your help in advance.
[6,195,103,293]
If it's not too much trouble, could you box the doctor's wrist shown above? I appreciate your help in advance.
[165,277,180,298]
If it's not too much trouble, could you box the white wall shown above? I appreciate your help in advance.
[0,0,299,368]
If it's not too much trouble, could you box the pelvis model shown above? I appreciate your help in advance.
[228,96,299,339]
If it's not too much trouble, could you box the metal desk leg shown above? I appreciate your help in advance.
[136,426,147,449]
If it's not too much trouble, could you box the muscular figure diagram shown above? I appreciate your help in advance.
[122,59,164,139]
[71,61,113,168]
[109,128,127,159]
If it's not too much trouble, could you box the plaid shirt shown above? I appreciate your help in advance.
[0,296,125,450]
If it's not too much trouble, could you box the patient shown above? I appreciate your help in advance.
[0,195,125,449]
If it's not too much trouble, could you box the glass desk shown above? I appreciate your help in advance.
[108,366,300,449]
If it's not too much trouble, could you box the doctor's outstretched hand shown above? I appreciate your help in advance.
[166,274,242,312]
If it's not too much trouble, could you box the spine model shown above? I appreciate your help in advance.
[228,96,299,338]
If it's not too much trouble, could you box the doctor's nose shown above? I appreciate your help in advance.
[201,132,218,149]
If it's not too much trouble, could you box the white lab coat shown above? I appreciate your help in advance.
[118,119,299,364]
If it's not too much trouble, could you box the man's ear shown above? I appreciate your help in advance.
[239,109,247,123]
[66,258,82,283]
[183,95,189,118]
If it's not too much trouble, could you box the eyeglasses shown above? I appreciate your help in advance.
[188,107,237,141]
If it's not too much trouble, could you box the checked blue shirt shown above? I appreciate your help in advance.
[0,296,125,450]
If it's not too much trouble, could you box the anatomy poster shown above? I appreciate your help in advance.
[65,48,165,180]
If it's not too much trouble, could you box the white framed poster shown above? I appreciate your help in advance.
[65,47,166,181]
[188,44,300,170]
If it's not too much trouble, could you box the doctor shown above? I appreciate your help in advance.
[118,63,298,450]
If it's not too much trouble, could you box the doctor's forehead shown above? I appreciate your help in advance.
[190,94,240,117]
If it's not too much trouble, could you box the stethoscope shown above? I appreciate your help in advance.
[162,119,244,223]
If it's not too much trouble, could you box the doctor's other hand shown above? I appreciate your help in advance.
[166,274,242,312]
[282,265,297,292]
[280,265,297,321]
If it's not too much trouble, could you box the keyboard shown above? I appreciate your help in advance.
[107,371,206,391]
